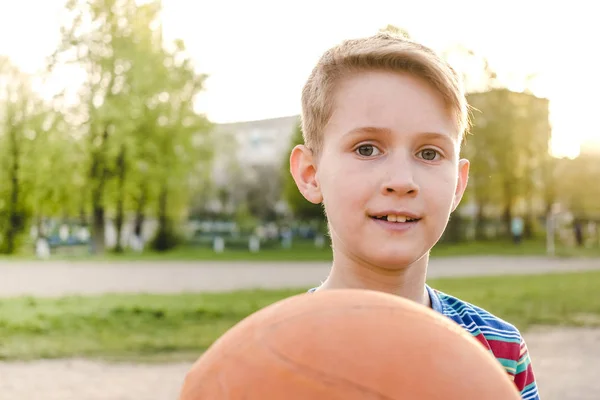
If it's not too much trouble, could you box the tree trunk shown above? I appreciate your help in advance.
[79,205,87,226]
[133,182,147,239]
[91,205,105,254]
[88,125,110,254]
[475,202,486,241]
[4,178,21,254]
[444,213,463,243]
[151,184,178,252]
[114,145,126,253]
[157,185,168,234]
[2,128,24,254]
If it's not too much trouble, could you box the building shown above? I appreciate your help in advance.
[210,114,299,186]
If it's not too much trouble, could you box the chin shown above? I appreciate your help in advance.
[362,248,429,271]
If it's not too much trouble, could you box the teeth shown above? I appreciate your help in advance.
[384,215,411,222]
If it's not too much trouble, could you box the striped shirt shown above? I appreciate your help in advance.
[427,285,539,399]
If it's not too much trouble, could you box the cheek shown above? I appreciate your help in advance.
[319,161,371,218]
[321,175,359,211]
[420,167,457,209]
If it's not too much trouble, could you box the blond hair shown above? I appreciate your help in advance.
[300,32,469,154]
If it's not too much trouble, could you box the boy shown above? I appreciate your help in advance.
[289,32,539,400]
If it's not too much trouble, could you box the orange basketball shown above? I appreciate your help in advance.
[179,289,521,400]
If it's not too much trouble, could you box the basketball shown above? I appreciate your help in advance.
[178,289,521,399]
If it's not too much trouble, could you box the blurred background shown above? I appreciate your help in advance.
[0,1,598,399]
[0,0,598,259]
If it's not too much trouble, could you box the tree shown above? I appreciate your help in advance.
[465,89,551,238]
[49,0,212,253]
[28,104,86,237]
[49,0,143,253]
[0,58,36,253]
[554,154,600,220]
[146,39,212,252]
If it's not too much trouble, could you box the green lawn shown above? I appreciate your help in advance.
[4,238,598,262]
[432,240,600,258]
[1,270,599,362]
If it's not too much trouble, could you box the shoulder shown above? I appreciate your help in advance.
[431,287,523,343]
[429,287,539,399]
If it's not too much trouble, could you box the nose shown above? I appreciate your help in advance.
[380,154,419,196]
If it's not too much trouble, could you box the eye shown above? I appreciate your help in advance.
[418,149,440,161]
[356,144,381,157]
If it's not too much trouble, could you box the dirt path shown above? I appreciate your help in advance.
[0,327,598,400]
[1,256,599,298]
[524,327,600,399]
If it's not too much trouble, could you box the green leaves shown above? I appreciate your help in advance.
[0,59,47,252]
[463,89,553,237]
[0,0,213,254]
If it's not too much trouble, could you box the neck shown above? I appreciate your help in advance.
[318,251,431,308]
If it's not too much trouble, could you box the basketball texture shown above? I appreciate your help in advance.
[179,289,521,400]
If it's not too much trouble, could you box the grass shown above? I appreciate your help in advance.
[4,238,598,262]
[0,241,333,262]
[432,239,600,258]
[1,270,599,362]
[429,271,600,330]
[0,289,301,362]
[79,241,333,262]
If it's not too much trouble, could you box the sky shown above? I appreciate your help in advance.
[1,0,599,158]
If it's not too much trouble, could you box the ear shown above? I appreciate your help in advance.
[289,145,323,204]
[451,158,470,212]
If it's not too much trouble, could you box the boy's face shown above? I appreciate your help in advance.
[291,70,469,269]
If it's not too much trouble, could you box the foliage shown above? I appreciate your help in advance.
[24,0,214,254]
[462,89,553,239]
[553,154,600,219]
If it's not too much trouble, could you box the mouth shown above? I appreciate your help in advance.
[370,213,422,223]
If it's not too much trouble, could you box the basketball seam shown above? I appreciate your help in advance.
[262,337,398,400]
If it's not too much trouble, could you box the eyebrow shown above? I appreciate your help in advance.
[345,126,392,136]
[417,132,456,147]
[345,126,456,146]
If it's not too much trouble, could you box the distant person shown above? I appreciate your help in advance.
[511,216,524,244]
[280,226,293,249]
[289,32,538,398]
